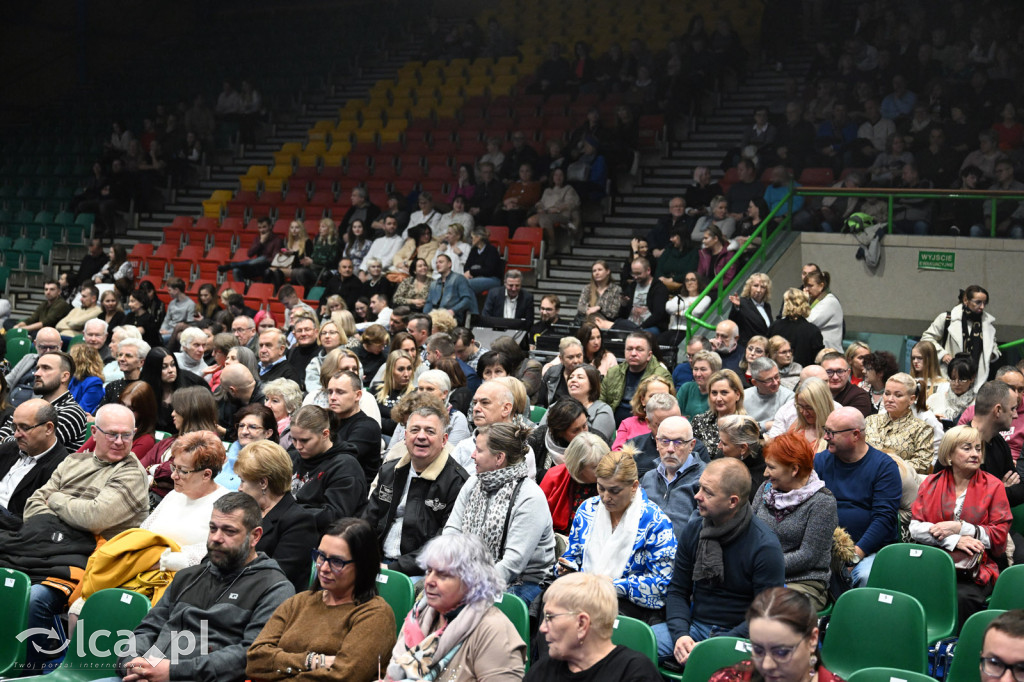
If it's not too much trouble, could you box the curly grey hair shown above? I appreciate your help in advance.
[417,534,505,604]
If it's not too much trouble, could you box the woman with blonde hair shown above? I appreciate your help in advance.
[788,377,834,451]
[292,217,341,289]
[540,432,608,535]
[574,260,623,325]
[767,288,824,367]
[557,449,677,649]
[717,414,767,500]
[845,340,871,386]
[529,573,662,680]
[612,375,674,450]
[676,350,722,418]
[728,271,773,345]
[692,369,747,459]
[304,318,348,394]
[866,372,936,474]
[910,340,948,399]
[68,344,105,415]
[739,335,769,385]
[372,350,415,437]
[269,219,312,287]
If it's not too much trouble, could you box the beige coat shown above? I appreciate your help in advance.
[435,606,526,682]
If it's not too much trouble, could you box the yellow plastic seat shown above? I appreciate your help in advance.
[238,176,261,192]
[202,190,233,218]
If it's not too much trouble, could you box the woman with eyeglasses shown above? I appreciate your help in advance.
[217,404,279,491]
[247,518,396,682]
[709,587,842,682]
[527,572,662,681]
[926,354,978,424]
[234,440,318,592]
[787,378,834,452]
[754,434,837,611]
[910,426,1012,630]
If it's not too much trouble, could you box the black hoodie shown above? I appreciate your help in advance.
[290,442,368,532]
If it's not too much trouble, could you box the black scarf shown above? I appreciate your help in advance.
[693,502,753,585]
[962,306,984,368]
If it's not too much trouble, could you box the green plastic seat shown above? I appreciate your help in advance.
[847,666,938,682]
[867,543,957,644]
[821,588,928,678]
[68,334,84,348]
[669,636,751,682]
[945,609,1005,682]
[6,337,34,366]
[18,588,150,682]
[990,564,1024,610]
[529,405,547,424]
[376,569,414,636]
[307,285,325,301]
[74,213,95,228]
[0,568,32,676]
[495,592,530,670]
[610,615,657,665]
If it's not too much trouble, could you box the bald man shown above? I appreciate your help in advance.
[217,364,265,440]
[666,458,784,665]
[815,406,901,587]
[710,320,742,373]
[0,400,68,517]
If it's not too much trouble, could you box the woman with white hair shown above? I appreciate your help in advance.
[263,378,303,450]
[384,533,526,681]
[175,326,210,377]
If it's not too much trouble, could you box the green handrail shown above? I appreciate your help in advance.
[793,186,1024,237]
[683,185,1024,354]
[684,189,795,340]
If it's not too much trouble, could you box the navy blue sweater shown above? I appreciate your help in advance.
[666,510,784,640]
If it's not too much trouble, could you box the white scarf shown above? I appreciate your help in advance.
[582,490,645,580]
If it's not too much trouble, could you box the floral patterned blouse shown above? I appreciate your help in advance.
[575,282,623,323]
[865,410,935,474]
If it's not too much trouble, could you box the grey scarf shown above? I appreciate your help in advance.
[692,502,753,585]
[461,461,529,560]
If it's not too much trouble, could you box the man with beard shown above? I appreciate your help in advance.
[0,352,88,451]
[117,492,293,682]
[529,295,562,349]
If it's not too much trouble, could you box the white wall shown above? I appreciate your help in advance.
[765,233,1024,342]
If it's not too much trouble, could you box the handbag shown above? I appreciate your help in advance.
[271,250,296,268]
[950,507,983,578]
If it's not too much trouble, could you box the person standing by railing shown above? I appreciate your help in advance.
[921,285,999,393]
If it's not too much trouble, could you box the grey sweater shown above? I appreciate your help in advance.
[752,484,837,584]
[641,456,706,542]
[443,474,555,586]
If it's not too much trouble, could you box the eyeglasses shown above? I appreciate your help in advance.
[750,642,801,662]
[542,611,578,624]
[12,422,47,435]
[657,437,694,448]
[237,423,267,432]
[170,464,200,476]
[951,378,973,385]
[981,656,1024,681]
[823,427,856,439]
[95,425,136,442]
[824,369,849,377]
[312,548,354,572]
[35,344,60,353]
[753,374,781,384]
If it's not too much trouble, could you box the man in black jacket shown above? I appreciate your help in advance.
[0,400,67,518]
[479,270,535,331]
[614,257,669,333]
[218,364,265,440]
[319,257,363,312]
[326,371,382,485]
[364,403,468,576]
[469,162,505,225]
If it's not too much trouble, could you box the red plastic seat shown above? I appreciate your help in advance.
[511,226,542,248]
[799,167,836,186]
[247,282,275,301]
[505,239,536,273]
[171,245,205,280]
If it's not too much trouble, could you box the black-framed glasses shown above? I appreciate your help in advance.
[823,427,856,439]
[312,548,354,572]
[12,422,47,435]
[824,369,848,377]
[981,655,1024,681]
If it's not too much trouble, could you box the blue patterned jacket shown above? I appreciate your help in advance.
[560,489,677,609]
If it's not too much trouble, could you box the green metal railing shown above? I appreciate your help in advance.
[683,191,795,340]
[683,185,1024,352]
[792,186,1024,238]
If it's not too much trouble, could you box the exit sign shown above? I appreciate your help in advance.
[918,251,955,271]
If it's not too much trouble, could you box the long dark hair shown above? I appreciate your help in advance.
[139,347,184,403]
[311,518,380,604]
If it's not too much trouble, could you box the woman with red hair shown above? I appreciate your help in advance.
[753,431,838,611]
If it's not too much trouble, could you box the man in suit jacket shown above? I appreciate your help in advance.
[479,270,534,330]
[424,253,478,321]
[727,273,774,346]
[0,399,68,518]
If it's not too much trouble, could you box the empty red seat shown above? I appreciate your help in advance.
[799,167,835,186]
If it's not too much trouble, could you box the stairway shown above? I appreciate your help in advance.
[541,57,812,311]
